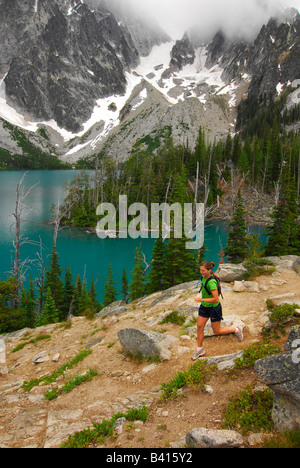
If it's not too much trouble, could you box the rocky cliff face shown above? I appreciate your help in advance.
[0,0,168,133]
[169,34,196,71]
[0,2,299,163]
[203,8,300,102]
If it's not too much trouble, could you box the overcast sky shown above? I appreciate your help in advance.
[128,0,300,39]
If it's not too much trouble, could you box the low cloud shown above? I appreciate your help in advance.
[127,0,298,39]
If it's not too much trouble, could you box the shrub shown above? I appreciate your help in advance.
[234,342,281,369]
[160,360,216,400]
[222,386,274,435]
[243,258,275,280]
[269,303,298,324]
[266,300,299,334]
[159,311,186,326]
[259,430,300,448]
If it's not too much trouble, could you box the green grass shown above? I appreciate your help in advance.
[45,368,99,401]
[60,404,150,448]
[22,349,92,392]
[11,333,51,353]
[160,359,217,401]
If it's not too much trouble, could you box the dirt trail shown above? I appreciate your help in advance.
[1,268,299,448]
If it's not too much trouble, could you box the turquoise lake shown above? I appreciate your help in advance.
[0,171,268,302]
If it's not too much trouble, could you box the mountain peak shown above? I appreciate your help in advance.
[0,3,300,163]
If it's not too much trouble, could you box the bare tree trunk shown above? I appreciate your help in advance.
[11,172,39,307]
[204,148,213,209]
[51,198,75,250]
[13,181,21,282]
[274,181,280,206]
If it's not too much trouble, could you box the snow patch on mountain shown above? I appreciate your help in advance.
[66,40,246,157]
[0,36,246,161]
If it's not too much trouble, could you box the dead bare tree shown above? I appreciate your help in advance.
[204,148,212,208]
[50,196,75,250]
[10,172,39,306]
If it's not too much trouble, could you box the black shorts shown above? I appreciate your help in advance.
[198,303,223,323]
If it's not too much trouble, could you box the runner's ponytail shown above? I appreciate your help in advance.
[201,261,215,270]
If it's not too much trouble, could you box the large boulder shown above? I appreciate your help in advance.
[232,281,259,293]
[216,263,247,282]
[0,339,7,375]
[265,255,299,270]
[254,325,300,430]
[117,328,178,361]
[186,428,244,448]
[292,257,300,275]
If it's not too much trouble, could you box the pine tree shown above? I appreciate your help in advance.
[147,235,167,294]
[121,268,128,302]
[225,189,249,263]
[44,246,64,313]
[163,169,199,288]
[72,274,82,316]
[89,279,99,311]
[237,149,250,175]
[164,236,198,288]
[129,247,147,301]
[78,280,93,315]
[223,133,233,161]
[35,287,59,327]
[232,135,242,165]
[103,264,118,307]
[62,266,74,320]
[265,164,300,256]
[20,277,36,328]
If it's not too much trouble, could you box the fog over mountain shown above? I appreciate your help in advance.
[104,0,300,40]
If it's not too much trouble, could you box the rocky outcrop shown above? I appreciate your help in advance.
[95,300,132,319]
[201,9,300,101]
[0,0,168,133]
[117,328,178,361]
[232,281,259,293]
[216,263,247,282]
[217,257,300,283]
[169,34,195,71]
[255,325,300,431]
[0,340,7,375]
[266,256,300,270]
[1,3,300,163]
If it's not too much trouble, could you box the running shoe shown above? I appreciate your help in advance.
[235,327,244,342]
[191,348,206,360]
